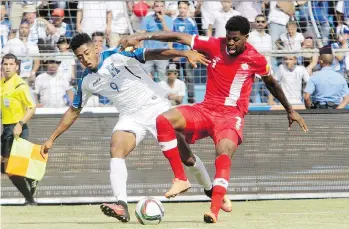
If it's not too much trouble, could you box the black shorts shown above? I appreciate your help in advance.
[1,124,29,158]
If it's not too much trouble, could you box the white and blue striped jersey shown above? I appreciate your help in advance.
[72,48,168,115]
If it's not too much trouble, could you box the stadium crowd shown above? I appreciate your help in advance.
[1,0,349,108]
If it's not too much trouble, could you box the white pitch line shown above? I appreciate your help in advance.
[271,211,349,215]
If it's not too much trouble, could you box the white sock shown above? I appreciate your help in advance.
[186,154,212,190]
[110,158,128,203]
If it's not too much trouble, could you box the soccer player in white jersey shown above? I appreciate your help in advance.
[40,33,232,223]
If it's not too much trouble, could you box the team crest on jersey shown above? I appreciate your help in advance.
[241,63,249,70]
[107,63,121,78]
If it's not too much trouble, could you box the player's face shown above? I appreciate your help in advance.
[2,58,18,78]
[74,43,99,70]
[225,31,247,56]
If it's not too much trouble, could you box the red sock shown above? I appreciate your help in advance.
[156,115,187,181]
[211,154,231,217]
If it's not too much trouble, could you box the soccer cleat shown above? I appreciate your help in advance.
[204,188,232,212]
[204,211,217,223]
[100,201,130,223]
[165,178,191,198]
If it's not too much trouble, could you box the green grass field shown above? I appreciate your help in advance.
[1,199,349,229]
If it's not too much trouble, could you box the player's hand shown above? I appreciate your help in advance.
[40,139,53,159]
[13,123,23,140]
[287,110,308,132]
[117,33,142,51]
[184,50,211,68]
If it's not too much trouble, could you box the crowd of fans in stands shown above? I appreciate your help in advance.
[1,0,349,108]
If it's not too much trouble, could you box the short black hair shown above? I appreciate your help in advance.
[178,1,190,6]
[91,31,105,39]
[1,53,18,65]
[225,16,250,35]
[57,36,68,45]
[70,33,92,51]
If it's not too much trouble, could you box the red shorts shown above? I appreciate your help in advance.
[176,103,244,146]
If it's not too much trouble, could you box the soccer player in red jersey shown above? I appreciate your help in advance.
[119,16,308,223]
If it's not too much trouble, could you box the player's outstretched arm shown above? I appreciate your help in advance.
[40,107,82,158]
[145,49,210,68]
[118,32,193,51]
[262,74,308,132]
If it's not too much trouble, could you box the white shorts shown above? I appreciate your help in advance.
[112,96,171,145]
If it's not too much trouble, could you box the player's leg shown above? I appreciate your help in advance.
[101,118,147,223]
[20,126,39,202]
[1,126,35,205]
[156,108,192,198]
[204,132,239,223]
[176,132,212,192]
[176,131,232,213]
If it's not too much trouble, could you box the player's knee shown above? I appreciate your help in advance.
[216,139,237,158]
[109,144,128,158]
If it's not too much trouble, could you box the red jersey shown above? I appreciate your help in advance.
[191,35,270,115]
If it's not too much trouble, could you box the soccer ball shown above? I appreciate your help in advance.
[135,197,164,225]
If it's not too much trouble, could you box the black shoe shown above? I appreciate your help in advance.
[100,201,130,223]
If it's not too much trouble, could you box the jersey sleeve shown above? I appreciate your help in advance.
[17,84,35,109]
[117,47,146,64]
[72,71,92,109]
[190,35,216,56]
[253,53,271,77]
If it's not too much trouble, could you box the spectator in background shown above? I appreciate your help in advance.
[22,4,56,44]
[274,56,310,105]
[336,1,349,32]
[248,14,272,104]
[304,48,349,109]
[92,31,107,54]
[331,27,349,75]
[159,63,186,106]
[173,0,198,103]
[301,36,320,75]
[200,0,222,34]
[48,8,73,43]
[267,1,291,50]
[141,0,173,81]
[76,1,107,36]
[91,31,110,105]
[207,0,241,38]
[106,1,131,47]
[276,21,304,51]
[8,1,41,32]
[1,2,11,49]
[3,20,40,84]
[35,60,74,108]
[235,0,262,24]
[56,36,75,83]
[248,14,272,64]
